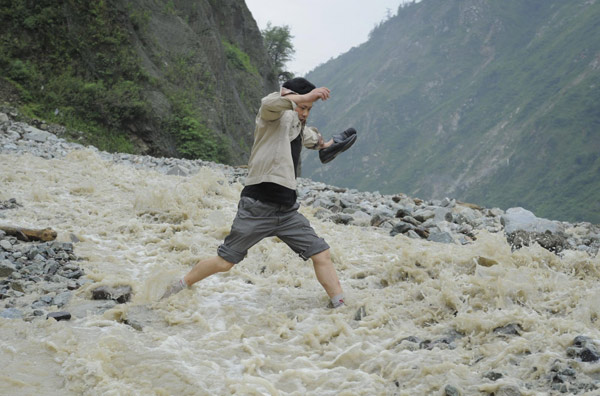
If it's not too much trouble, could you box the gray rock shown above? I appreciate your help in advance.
[495,385,522,396]
[1,308,23,319]
[354,306,367,321]
[0,112,9,123]
[452,206,482,227]
[314,208,332,220]
[0,259,16,277]
[406,230,421,239]
[70,300,117,318]
[10,280,25,293]
[483,371,503,381]
[507,230,569,253]
[428,230,455,244]
[567,335,600,362]
[166,164,189,176]
[401,216,420,226]
[53,291,72,307]
[47,311,71,321]
[23,126,57,142]
[350,211,371,226]
[391,221,413,236]
[329,213,354,225]
[501,207,562,234]
[440,197,456,208]
[91,285,133,303]
[433,207,453,223]
[493,323,523,336]
[444,384,461,396]
[395,207,412,218]
[370,213,388,227]
[0,240,13,251]
[413,209,435,222]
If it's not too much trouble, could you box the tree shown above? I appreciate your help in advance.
[262,22,295,84]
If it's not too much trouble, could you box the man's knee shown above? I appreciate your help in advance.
[216,256,235,272]
[311,248,331,264]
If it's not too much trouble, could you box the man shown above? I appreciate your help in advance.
[162,77,357,308]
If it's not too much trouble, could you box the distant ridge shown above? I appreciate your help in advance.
[304,0,600,223]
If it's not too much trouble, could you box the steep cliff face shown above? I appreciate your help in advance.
[127,0,278,162]
[304,0,600,223]
[0,0,277,163]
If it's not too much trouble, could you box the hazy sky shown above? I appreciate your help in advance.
[245,0,417,76]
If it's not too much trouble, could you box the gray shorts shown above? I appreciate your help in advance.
[217,196,330,264]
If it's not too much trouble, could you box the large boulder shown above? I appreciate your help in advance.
[501,207,563,234]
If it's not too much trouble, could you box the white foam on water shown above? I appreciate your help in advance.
[1,150,600,395]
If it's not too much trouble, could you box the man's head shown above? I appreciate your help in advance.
[283,77,316,125]
[282,77,315,95]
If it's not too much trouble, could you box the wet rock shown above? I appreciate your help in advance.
[0,198,22,210]
[401,215,420,226]
[53,291,72,307]
[390,221,413,236]
[0,259,16,276]
[395,207,412,218]
[495,385,522,396]
[0,307,23,319]
[370,213,387,227]
[501,207,562,234]
[23,125,58,142]
[566,335,600,362]
[406,230,421,239]
[91,285,133,303]
[349,210,371,226]
[444,384,461,396]
[166,164,189,176]
[475,256,498,267]
[413,227,430,239]
[329,213,353,225]
[354,305,367,321]
[69,300,117,318]
[483,371,503,381]
[507,230,569,253]
[427,229,455,244]
[401,335,421,344]
[0,239,13,251]
[493,323,523,337]
[47,311,71,321]
[420,330,463,350]
[413,208,435,222]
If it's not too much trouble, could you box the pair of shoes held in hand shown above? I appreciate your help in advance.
[319,128,358,164]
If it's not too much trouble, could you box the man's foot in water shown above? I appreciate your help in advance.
[160,278,188,299]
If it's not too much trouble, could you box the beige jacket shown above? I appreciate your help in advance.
[245,91,322,190]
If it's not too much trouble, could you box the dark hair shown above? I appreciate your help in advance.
[282,77,315,95]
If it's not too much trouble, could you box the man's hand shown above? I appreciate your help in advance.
[307,87,331,102]
[283,87,331,106]
[318,137,333,149]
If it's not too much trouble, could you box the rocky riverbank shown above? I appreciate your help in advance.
[1,110,599,323]
[2,110,600,395]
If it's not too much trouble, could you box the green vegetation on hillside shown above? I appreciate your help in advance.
[0,1,147,153]
[0,0,270,163]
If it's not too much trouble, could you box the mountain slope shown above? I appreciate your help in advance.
[0,0,277,163]
[304,0,600,223]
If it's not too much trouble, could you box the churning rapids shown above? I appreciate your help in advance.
[1,123,600,395]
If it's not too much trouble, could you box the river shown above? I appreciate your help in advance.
[1,149,599,395]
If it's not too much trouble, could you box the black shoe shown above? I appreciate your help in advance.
[319,128,357,164]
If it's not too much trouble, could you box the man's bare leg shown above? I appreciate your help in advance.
[161,256,234,299]
[311,249,344,307]
[184,256,234,286]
